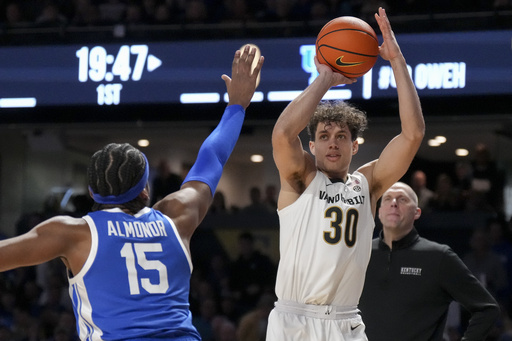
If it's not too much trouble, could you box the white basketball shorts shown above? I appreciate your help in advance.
[265,300,368,341]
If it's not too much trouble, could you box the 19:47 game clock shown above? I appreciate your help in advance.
[76,45,162,105]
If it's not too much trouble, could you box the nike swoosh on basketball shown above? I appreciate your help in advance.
[336,56,364,68]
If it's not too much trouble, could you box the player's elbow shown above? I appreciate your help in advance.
[404,123,425,146]
[272,126,289,148]
[414,116,426,139]
[413,127,425,144]
[272,122,301,147]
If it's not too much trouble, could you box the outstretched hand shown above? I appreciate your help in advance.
[375,7,402,62]
[222,45,264,109]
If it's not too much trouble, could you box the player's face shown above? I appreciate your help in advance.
[378,185,420,231]
[309,122,357,178]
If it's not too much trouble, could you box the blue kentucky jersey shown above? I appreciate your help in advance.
[69,207,201,341]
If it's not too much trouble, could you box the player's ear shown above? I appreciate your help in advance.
[352,140,359,155]
[139,186,149,205]
[309,140,316,155]
[139,185,150,202]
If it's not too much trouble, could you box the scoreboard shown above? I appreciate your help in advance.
[0,30,510,110]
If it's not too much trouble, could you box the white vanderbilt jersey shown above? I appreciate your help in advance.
[275,170,374,307]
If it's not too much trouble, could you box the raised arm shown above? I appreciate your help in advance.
[272,58,355,206]
[359,8,425,204]
[154,46,264,242]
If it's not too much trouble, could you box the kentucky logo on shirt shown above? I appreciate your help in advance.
[400,267,422,276]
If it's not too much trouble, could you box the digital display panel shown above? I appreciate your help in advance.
[0,30,511,108]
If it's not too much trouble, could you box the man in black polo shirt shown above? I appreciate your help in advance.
[359,182,500,341]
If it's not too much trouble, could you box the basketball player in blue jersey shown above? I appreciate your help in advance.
[0,45,263,341]
[266,8,425,341]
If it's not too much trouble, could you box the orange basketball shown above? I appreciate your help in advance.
[316,16,379,78]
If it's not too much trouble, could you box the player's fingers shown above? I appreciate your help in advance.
[232,48,247,77]
[376,8,392,40]
[252,56,264,76]
[314,55,320,68]
[239,45,251,65]
[221,74,231,87]
[231,49,241,73]
[245,47,257,68]
[243,44,251,56]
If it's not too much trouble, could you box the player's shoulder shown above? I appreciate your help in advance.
[34,215,90,241]
[350,170,369,183]
[46,214,88,226]
[355,160,377,177]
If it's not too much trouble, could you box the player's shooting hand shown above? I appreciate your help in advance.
[375,7,402,62]
[222,45,264,109]
[314,56,356,87]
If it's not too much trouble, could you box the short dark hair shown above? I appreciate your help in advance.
[307,100,368,142]
[88,143,147,213]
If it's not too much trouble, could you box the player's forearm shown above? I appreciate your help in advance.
[0,227,60,271]
[183,104,245,195]
[0,238,24,271]
[391,56,425,142]
[274,72,332,138]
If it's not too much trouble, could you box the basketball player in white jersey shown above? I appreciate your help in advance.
[267,8,425,341]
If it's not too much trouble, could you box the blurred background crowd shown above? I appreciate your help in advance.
[1,0,511,35]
